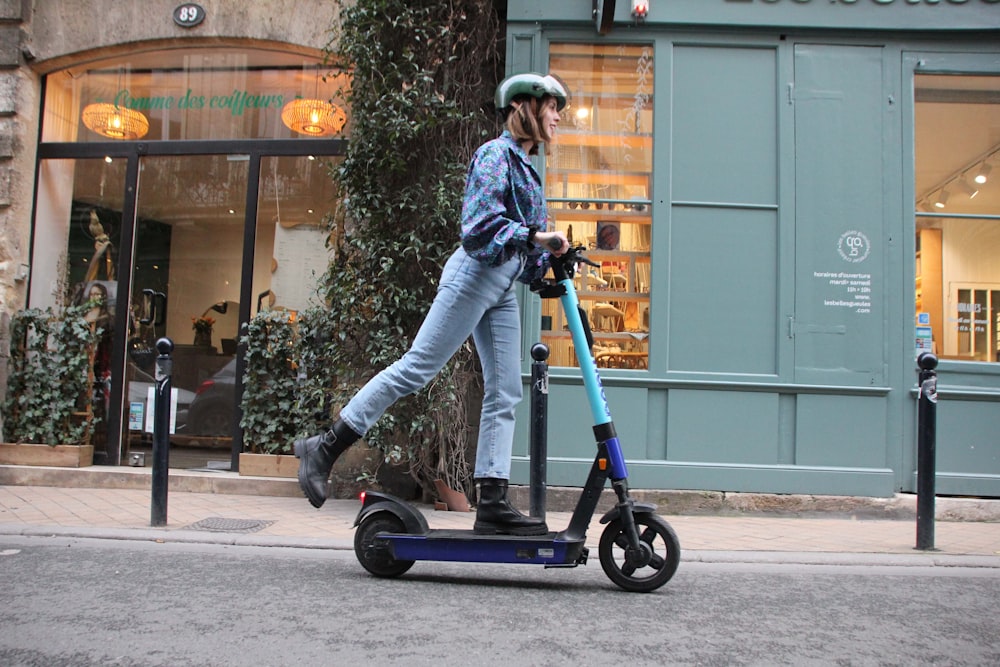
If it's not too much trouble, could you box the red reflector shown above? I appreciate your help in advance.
[598,458,607,471]
[359,491,366,503]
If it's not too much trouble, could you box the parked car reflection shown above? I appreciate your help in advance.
[183,358,237,438]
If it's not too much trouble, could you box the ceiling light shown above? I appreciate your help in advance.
[973,162,992,185]
[955,178,979,199]
[82,66,149,140]
[283,67,347,137]
[82,103,149,140]
[281,98,347,136]
[933,190,949,209]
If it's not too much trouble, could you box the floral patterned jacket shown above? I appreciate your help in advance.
[460,130,551,284]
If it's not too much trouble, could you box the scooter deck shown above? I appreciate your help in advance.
[377,529,588,566]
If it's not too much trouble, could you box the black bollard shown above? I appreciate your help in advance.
[915,351,938,551]
[150,337,174,527]
[529,343,549,520]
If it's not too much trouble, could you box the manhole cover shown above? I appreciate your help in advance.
[186,517,274,533]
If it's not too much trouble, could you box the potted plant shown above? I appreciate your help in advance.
[191,315,215,347]
[236,308,389,491]
[236,310,302,477]
[1,303,100,466]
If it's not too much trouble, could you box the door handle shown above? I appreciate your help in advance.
[139,289,168,327]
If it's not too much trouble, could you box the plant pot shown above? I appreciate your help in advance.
[193,329,213,347]
[0,443,95,467]
[238,452,298,478]
[433,479,471,512]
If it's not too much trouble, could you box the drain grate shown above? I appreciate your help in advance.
[186,517,274,533]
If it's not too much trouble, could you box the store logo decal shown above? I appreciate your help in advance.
[838,230,871,264]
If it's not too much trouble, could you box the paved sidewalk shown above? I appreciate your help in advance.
[2,475,999,567]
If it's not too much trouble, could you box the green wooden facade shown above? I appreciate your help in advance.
[508,0,1000,498]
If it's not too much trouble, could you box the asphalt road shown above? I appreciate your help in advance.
[1,535,998,666]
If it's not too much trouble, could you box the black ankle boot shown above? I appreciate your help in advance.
[293,419,360,508]
[473,478,548,536]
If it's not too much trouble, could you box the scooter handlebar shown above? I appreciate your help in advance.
[530,245,599,294]
[551,245,599,280]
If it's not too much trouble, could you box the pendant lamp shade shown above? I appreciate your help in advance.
[281,98,346,136]
[81,103,150,140]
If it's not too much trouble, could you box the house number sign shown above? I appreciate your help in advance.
[173,3,205,28]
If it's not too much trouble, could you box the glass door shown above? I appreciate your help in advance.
[123,154,248,470]
[35,158,130,465]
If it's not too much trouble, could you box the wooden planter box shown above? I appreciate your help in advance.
[0,443,95,468]
[238,452,298,478]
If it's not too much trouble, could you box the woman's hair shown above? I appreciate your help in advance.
[505,95,555,155]
[89,282,108,300]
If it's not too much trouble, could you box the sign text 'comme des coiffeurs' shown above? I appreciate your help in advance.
[106,88,286,117]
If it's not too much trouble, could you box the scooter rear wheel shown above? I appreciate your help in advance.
[354,511,415,578]
[598,513,680,593]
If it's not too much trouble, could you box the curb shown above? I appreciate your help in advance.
[0,523,355,551]
[2,524,999,569]
[684,550,1000,569]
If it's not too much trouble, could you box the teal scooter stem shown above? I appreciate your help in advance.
[548,245,628,479]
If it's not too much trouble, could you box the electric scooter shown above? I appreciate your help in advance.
[352,245,680,592]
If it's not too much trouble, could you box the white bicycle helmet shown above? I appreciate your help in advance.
[495,72,568,113]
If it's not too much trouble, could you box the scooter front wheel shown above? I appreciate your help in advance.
[598,513,680,593]
[354,511,415,578]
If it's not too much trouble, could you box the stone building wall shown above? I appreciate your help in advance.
[0,0,36,441]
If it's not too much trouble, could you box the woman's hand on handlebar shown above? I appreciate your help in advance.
[537,231,569,256]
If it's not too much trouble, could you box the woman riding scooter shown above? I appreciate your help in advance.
[295,72,569,536]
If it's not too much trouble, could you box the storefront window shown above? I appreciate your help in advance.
[915,74,1000,362]
[42,49,349,143]
[545,43,654,369]
[252,155,339,319]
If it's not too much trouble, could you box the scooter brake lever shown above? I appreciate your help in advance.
[566,246,600,268]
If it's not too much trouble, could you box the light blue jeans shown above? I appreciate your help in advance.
[339,247,524,479]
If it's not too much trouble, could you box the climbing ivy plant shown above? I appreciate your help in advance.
[312,0,503,499]
[2,304,100,445]
[239,311,301,455]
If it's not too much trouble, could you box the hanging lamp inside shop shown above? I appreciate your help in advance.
[81,67,149,140]
[81,103,150,139]
[281,98,346,136]
[281,68,346,137]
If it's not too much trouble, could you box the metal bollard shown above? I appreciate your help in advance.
[150,337,174,527]
[529,343,550,520]
[915,351,938,551]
